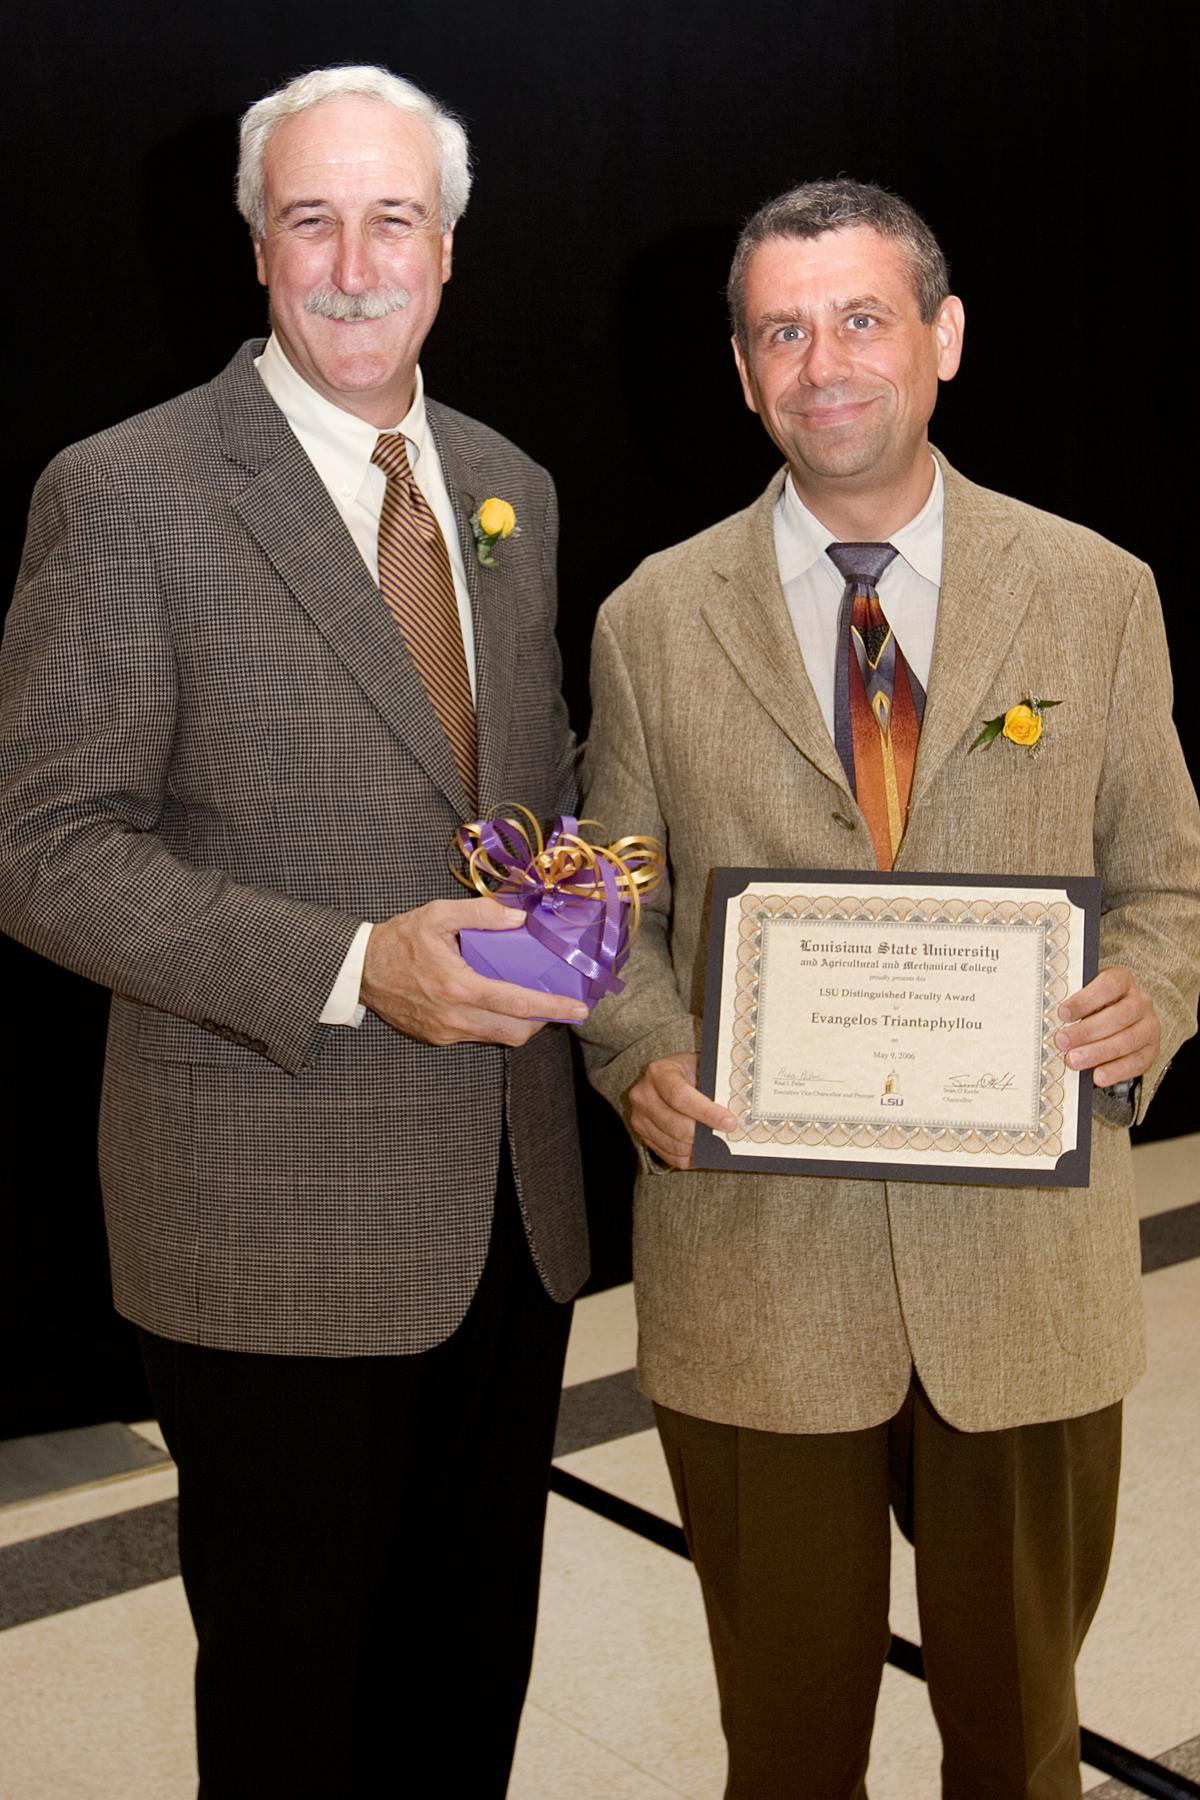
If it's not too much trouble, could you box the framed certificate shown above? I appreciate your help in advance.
[694,870,1100,1186]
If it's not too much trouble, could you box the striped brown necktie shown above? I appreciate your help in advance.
[371,432,477,809]
[829,541,925,869]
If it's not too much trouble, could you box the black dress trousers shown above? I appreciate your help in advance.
[140,1150,572,1800]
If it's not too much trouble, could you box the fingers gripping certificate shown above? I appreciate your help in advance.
[694,871,1099,1186]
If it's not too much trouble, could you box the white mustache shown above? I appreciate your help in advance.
[303,285,412,321]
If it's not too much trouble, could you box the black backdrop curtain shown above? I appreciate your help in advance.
[1,0,1193,1434]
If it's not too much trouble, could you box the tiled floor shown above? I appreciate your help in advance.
[0,1134,1196,1798]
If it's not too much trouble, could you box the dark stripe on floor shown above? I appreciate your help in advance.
[0,1499,179,1632]
[553,1367,654,1457]
[1140,1202,1200,1274]
[1085,1730,1200,1795]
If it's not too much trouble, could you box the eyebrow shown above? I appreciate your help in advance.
[756,292,899,326]
[276,197,433,220]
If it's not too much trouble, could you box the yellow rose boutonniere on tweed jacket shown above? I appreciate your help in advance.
[470,497,518,568]
[969,695,1061,757]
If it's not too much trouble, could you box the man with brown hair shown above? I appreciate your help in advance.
[581,178,1200,1797]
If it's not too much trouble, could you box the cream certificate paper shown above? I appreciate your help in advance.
[694,871,1099,1186]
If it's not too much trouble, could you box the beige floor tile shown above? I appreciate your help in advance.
[0,1579,196,1797]
[1075,1258,1200,1754]
[865,1663,944,1799]
[529,1490,726,1798]
[1132,1131,1199,1217]
[564,1281,638,1386]
[127,1417,169,1454]
[511,1703,689,1797]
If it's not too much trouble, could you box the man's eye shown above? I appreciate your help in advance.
[775,325,804,344]
[378,215,417,231]
[847,314,876,330]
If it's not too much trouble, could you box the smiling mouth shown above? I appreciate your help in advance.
[793,398,876,427]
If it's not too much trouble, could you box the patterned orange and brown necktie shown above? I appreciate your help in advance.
[828,541,925,869]
[371,432,477,809]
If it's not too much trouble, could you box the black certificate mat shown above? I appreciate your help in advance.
[693,870,1100,1187]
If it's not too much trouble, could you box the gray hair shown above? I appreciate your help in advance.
[728,177,949,347]
[236,64,472,237]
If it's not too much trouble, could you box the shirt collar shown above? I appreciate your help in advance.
[256,333,431,495]
[776,453,944,588]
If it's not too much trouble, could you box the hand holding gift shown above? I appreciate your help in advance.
[454,808,664,1006]
[360,895,591,1048]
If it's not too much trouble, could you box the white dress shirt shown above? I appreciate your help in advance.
[255,336,478,1026]
[773,454,944,740]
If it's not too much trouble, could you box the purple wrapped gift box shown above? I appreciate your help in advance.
[454,812,660,1008]
[459,894,629,1003]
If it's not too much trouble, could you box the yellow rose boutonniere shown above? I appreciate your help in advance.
[470,497,519,568]
[969,694,1061,757]
[1001,703,1042,746]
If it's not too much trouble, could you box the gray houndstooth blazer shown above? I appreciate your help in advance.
[0,340,589,1355]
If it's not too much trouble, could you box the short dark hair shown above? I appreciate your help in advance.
[728,177,950,347]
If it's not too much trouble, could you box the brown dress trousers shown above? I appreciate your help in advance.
[656,1382,1122,1800]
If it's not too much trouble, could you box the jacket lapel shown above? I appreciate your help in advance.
[426,403,517,817]
[214,344,472,818]
[906,454,1039,818]
[700,474,853,797]
[696,455,1044,851]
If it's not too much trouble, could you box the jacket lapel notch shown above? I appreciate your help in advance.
[702,478,853,796]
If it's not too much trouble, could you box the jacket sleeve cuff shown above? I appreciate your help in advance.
[582,1015,703,1111]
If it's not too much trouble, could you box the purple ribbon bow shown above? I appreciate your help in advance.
[465,814,629,999]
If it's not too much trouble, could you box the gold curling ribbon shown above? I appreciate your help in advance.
[452,805,664,943]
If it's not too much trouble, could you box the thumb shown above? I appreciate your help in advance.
[460,895,526,930]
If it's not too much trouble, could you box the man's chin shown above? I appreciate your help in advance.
[792,441,887,484]
[314,351,410,397]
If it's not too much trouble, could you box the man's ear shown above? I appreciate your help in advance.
[440,225,455,285]
[731,336,760,415]
[935,296,965,382]
[253,239,268,288]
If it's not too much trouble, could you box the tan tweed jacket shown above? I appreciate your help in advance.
[581,453,1200,1433]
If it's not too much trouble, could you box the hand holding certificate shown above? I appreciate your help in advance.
[694,871,1099,1185]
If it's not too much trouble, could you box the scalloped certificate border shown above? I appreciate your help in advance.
[695,872,1099,1186]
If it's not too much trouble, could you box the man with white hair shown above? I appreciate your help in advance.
[0,65,587,1797]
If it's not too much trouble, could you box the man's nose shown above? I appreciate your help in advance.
[801,325,852,388]
[330,227,373,294]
